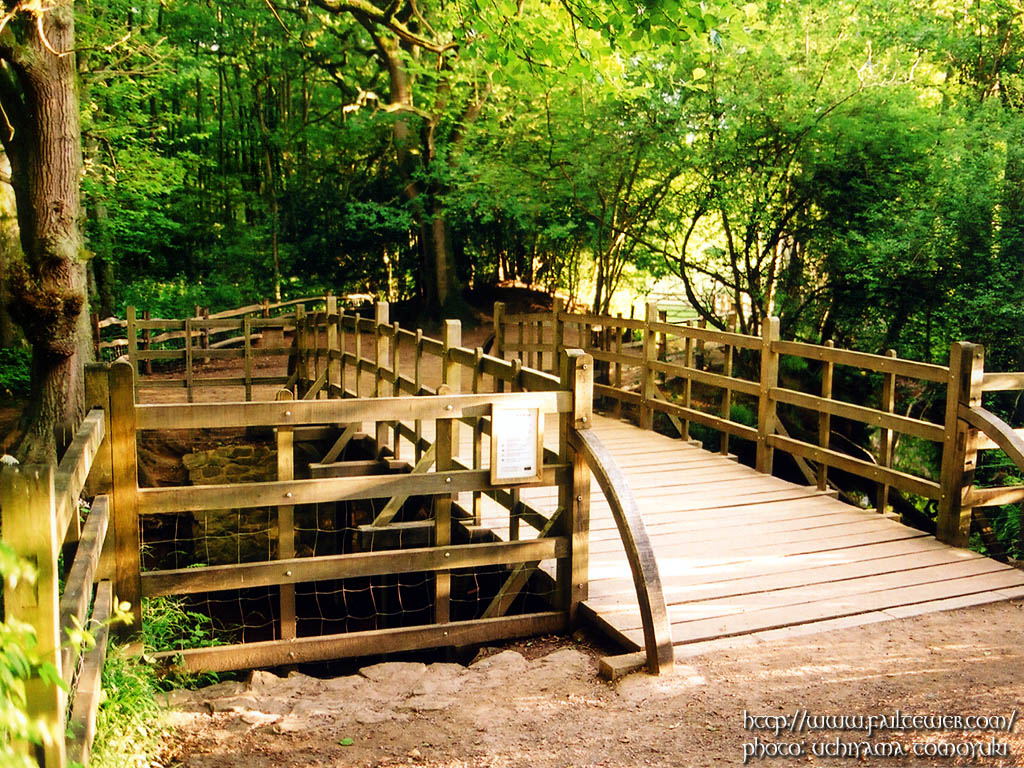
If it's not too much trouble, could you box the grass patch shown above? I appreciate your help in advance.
[90,596,227,767]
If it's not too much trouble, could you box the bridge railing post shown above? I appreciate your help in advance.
[756,317,781,475]
[493,302,506,392]
[641,301,657,431]
[560,348,592,619]
[552,297,564,373]
[937,342,984,546]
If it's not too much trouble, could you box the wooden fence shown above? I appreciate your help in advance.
[93,295,340,402]
[0,402,116,766]
[496,301,1024,549]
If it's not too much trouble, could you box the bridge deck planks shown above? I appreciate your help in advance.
[577,415,1024,657]
[421,411,1024,658]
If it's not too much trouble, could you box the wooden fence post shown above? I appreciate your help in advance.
[552,297,564,372]
[141,310,152,376]
[0,464,67,768]
[184,316,194,403]
[641,301,658,431]
[109,360,142,636]
[375,302,390,454]
[493,301,506,357]
[937,342,984,546]
[326,295,339,399]
[560,349,592,618]
[276,389,296,641]
[126,305,138,400]
[817,340,834,490]
[434,322,460,630]
[876,349,897,515]
[442,319,462,450]
[85,364,116,582]
[756,316,781,475]
[295,305,308,398]
[243,315,253,401]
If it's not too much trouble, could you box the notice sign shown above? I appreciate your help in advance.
[490,406,543,485]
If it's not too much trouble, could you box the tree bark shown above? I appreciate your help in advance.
[0,2,89,463]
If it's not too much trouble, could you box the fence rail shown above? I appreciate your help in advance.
[495,301,1024,549]
[0,407,117,767]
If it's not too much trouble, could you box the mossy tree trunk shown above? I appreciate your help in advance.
[0,1,89,463]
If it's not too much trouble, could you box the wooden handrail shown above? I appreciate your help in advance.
[960,404,1024,473]
[569,427,674,675]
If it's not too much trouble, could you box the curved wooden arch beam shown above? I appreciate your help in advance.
[960,404,1024,471]
[569,427,674,675]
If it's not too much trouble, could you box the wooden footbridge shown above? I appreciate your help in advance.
[8,296,1024,765]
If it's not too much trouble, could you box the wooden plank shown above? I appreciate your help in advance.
[588,515,919,557]
[648,359,760,396]
[938,343,984,546]
[648,397,759,442]
[587,545,984,606]
[142,538,566,596]
[276,390,296,641]
[135,390,570,430]
[981,371,1024,392]
[371,444,436,527]
[54,409,106,540]
[320,423,360,465]
[648,319,762,349]
[771,386,945,443]
[769,434,941,500]
[960,404,1024,472]
[642,569,1024,646]
[67,580,113,767]
[756,318,780,474]
[774,339,949,383]
[109,361,142,635]
[138,465,568,514]
[59,496,110,686]
[0,465,66,767]
[596,558,1011,627]
[969,484,1024,507]
[243,315,253,401]
[571,427,673,674]
[155,612,568,673]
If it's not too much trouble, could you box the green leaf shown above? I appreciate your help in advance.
[338,737,355,747]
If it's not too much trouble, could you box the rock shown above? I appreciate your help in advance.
[355,709,393,725]
[400,695,454,712]
[207,695,260,713]
[359,661,427,687]
[198,680,247,699]
[469,650,528,674]
[534,648,592,674]
[412,663,468,697]
[240,711,280,726]
[160,688,206,712]
[182,454,208,470]
[248,669,282,693]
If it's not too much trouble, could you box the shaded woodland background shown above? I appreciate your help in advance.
[1,0,1021,359]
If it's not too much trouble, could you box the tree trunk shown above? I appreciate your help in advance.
[0,1,88,463]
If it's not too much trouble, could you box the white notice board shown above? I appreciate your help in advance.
[490,406,544,485]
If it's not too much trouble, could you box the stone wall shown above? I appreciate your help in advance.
[183,444,277,565]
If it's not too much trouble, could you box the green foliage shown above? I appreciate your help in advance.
[89,646,164,768]
[0,349,30,400]
[141,597,223,689]
[118,278,253,319]
[0,543,62,768]
[91,596,227,768]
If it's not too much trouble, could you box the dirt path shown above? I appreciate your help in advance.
[165,599,1024,767]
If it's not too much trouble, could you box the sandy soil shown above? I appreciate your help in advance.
[165,599,1024,768]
